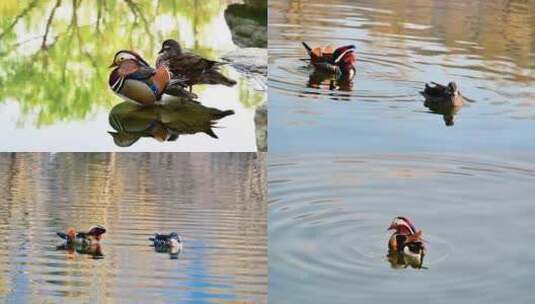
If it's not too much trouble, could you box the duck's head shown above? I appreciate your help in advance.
[333,45,357,79]
[169,232,182,247]
[448,81,459,96]
[109,50,150,68]
[388,216,417,235]
[67,228,76,240]
[159,39,182,56]
[87,225,107,240]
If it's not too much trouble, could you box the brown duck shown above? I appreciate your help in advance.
[420,81,464,107]
[156,39,237,92]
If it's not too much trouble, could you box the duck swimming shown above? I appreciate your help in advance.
[150,232,183,258]
[387,217,426,269]
[302,42,357,82]
[56,225,107,246]
[156,39,237,93]
[420,81,464,107]
[149,232,183,249]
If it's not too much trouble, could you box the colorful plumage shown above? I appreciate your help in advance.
[302,42,357,81]
[56,225,107,246]
[108,50,187,106]
[387,217,426,269]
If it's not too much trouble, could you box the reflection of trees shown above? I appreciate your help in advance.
[0,153,267,302]
[363,0,535,71]
[0,0,260,127]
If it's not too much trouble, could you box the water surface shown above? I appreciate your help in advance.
[0,0,265,151]
[269,0,535,152]
[269,153,535,303]
[0,153,267,303]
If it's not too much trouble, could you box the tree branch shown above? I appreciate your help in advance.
[41,0,63,49]
[0,0,39,40]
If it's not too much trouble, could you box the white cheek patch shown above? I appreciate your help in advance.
[334,49,355,63]
[116,52,137,62]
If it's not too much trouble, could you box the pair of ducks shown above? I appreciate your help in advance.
[56,225,183,252]
[302,42,464,109]
[387,216,426,269]
[109,39,237,106]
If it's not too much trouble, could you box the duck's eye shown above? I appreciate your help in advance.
[119,56,125,61]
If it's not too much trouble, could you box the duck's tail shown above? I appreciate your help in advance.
[205,128,219,139]
[57,232,68,240]
[203,71,237,87]
[302,42,313,57]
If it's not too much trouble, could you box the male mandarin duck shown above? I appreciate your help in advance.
[156,39,237,93]
[108,50,190,106]
[302,42,357,81]
[56,225,106,246]
[56,242,104,258]
[387,217,426,268]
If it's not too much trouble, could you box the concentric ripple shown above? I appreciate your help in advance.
[269,153,535,303]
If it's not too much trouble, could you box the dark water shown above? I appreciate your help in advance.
[269,153,535,303]
[0,153,267,303]
[0,1,265,151]
[269,0,535,152]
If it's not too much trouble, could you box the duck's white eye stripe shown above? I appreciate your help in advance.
[334,49,354,63]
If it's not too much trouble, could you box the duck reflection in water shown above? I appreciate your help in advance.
[386,217,426,269]
[420,81,464,126]
[108,97,235,147]
[56,242,104,259]
[307,70,353,92]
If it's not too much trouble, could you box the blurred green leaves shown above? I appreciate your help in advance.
[0,0,264,127]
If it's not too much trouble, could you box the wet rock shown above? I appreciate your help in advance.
[224,1,267,48]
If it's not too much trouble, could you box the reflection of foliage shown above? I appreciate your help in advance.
[366,0,535,72]
[238,78,265,109]
[0,0,242,127]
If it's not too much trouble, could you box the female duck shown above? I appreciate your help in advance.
[420,81,464,107]
[149,232,183,249]
[56,225,107,246]
[156,39,237,93]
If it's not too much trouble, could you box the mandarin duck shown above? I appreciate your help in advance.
[156,39,237,93]
[56,225,106,246]
[302,42,357,81]
[387,217,426,269]
[56,242,104,258]
[150,232,183,258]
[420,82,464,107]
[150,232,183,249]
[420,81,464,126]
[108,50,193,106]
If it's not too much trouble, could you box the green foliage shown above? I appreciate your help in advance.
[0,0,265,127]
